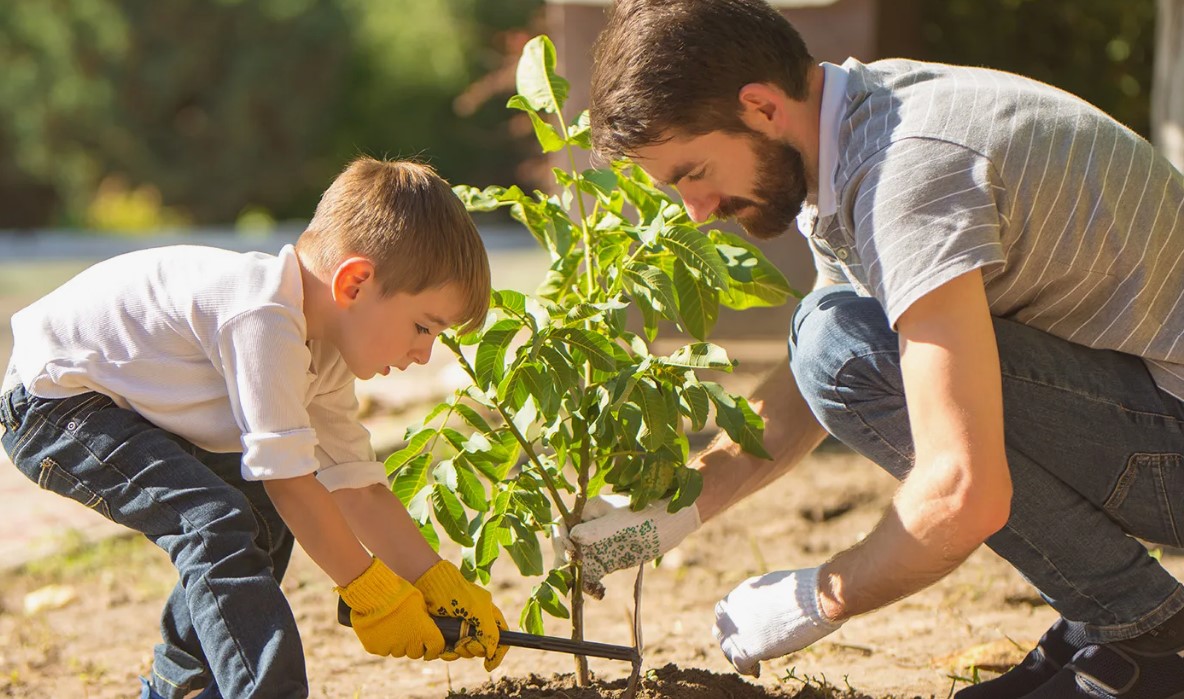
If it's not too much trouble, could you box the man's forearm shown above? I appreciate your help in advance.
[817,453,1011,621]
[332,484,441,582]
[263,474,373,586]
[694,360,829,521]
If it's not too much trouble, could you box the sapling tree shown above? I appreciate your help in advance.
[385,35,794,686]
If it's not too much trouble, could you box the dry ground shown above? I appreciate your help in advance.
[8,441,1174,699]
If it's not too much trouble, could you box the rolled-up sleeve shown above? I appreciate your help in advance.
[212,307,321,481]
[307,353,386,492]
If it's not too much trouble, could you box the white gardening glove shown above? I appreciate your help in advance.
[712,567,843,677]
[555,494,701,597]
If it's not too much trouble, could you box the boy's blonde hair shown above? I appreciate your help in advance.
[298,157,490,333]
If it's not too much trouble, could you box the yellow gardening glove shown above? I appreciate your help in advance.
[415,560,509,671]
[336,558,446,661]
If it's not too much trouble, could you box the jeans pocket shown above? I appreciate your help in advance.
[1103,452,1183,548]
[35,456,112,520]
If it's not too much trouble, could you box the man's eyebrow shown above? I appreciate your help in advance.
[655,162,697,188]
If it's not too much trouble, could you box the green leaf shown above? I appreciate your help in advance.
[568,110,592,149]
[385,427,436,473]
[432,484,474,546]
[391,453,431,507]
[581,168,618,199]
[702,382,771,459]
[475,516,510,567]
[660,225,729,289]
[455,465,489,511]
[555,327,617,371]
[506,518,544,575]
[673,259,719,341]
[533,581,571,619]
[454,403,494,435]
[515,35,569,114]
[507,96,566,153]
[493,289,528,317]
[475,319,521,388]
[661,342,734,371]
[520,598,544,634]
[670,467,704,512]
[624,262,679,318]
[539,344,581,389]
[681,383,710,431]
[633,380,673,451]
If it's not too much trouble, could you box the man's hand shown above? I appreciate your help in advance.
[558,494,702,595]
[712,567,843,677]
[415,560,509,671]
[336,557,446,660]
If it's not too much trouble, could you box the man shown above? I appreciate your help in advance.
[563,1,1184,696]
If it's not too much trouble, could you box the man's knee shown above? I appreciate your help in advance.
[789,286,896,408]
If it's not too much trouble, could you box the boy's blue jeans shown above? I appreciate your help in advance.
[790,285,1184,643]
[0,387,308,699]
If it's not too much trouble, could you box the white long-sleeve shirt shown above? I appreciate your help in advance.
[2,244,386,490]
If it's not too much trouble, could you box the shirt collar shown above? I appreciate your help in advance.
[816,60,851,219]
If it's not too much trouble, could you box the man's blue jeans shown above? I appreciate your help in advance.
[0,387,308,698]
[789,285,1184,643]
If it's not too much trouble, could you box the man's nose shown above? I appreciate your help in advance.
[680,190,719,222]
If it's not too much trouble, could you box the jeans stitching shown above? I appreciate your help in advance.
[1001,372,1184,427]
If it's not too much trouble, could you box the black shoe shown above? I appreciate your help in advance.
[1019,642,1184,698]
[955,618,1089,698]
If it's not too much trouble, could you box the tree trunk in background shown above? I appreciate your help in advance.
[1154,0,1184,170]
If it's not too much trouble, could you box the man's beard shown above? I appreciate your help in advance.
[716,132,809,240]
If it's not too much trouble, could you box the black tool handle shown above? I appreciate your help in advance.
[337,596,638,662]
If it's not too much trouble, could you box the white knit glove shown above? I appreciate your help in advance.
[712,567,843,677]
[556,494,701,596]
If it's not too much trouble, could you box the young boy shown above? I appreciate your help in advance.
[0,157,507,698]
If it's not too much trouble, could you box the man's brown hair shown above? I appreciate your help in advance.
[590,0,814,162]
[297,157,490,333]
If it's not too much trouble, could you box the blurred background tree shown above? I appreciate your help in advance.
[0,0,542,230]
[918,0,1157,137]
[0,0,1160,231]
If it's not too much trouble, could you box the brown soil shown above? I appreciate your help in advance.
[9,443,1160,698]
[449,664,806,699]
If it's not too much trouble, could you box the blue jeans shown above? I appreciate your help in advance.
[789,285,1184,644]
[0,387,308,698]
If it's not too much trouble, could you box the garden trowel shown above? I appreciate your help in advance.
[336,596,639,662]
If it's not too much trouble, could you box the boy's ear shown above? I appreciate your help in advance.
[330,257,377,307]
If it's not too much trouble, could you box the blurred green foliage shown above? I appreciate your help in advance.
[0,0,1160,230]
[0,0,541,228]
[919,0,1156,137]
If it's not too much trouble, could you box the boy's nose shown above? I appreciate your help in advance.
[409,340,434,366]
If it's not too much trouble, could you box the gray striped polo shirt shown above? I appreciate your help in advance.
[804,58,1184,402]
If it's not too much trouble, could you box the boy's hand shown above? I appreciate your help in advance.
[415,560,509,670]
[336,558,446,660]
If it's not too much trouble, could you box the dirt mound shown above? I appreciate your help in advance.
[447,662,852,698]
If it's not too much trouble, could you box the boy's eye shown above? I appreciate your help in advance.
[415,324,430,335]
[686,167,706,182]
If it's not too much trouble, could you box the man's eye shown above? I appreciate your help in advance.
[416,324,430,335]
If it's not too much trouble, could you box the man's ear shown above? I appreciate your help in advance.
[330,257,376,307]
[737,83,785,136]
